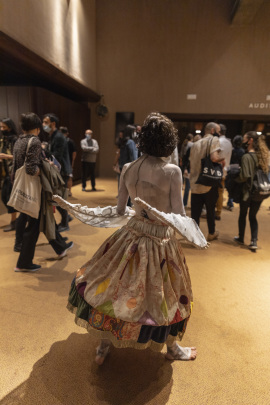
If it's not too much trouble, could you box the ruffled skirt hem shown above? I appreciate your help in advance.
[67,302,178,351]
[67,281,190,352]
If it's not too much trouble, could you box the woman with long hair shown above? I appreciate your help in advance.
[234,131,269,251]
[65,112,199,365]
[0,118,18,231]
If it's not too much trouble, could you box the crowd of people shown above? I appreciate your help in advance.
[179,122,269,249]
[1,111,269,366]
[114,120,270,251]
[0,112,100,271]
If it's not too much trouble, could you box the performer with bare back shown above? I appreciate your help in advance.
[56,113,209,365]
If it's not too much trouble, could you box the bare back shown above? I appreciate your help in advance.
[117,155,185,219]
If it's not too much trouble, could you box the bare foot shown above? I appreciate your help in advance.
[166,343,197,361]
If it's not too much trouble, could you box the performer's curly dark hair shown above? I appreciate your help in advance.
[138,112,178,157]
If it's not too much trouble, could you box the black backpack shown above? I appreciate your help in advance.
[225,164,241,203]
[250,154,270,202]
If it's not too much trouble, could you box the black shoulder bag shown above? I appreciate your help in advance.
[195,138,223,187]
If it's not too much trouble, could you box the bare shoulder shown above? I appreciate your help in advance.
[122,162,133,170]
[164,163,181,176]
[121,162,133,174]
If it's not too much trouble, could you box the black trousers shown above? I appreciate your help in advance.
[49,227,68,254]
[238,198,262,242]
[82,161,96,189]
[16,213,40,268]
[16,213,67,265]
[191,187,219,235]
[56,174,69,227]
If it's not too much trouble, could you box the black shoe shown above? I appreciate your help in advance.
[58,242,74,259]
[4,220,16,232]
[65,241,74,250]
[234,236,244,245]
[68,215,73,222]
[14,243,22,252]
[57,224,70,232]
[248,241,258,251]
[62,236,68,242]
[82,187,86,191]
[14,264,41,272]
[92,188,97,191]
[215,215,221,221]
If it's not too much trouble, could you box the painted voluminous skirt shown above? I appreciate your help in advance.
[67,215,193,351]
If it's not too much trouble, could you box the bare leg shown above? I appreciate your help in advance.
[166,341,197,361]
[95,339,111,365]
[11,212,17,222]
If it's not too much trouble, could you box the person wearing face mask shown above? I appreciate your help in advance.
[189,122,224,241]
[0,118,18,231]
[13,113,73,272]
[12,113,43,272]
[60,126,77,197]
[81,129,99,191]
[214,124,232,220]
[234,131,269,251]
[225,135,245,210]
[42,113,72,232]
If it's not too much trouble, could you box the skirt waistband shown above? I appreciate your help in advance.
[126,215,175,240]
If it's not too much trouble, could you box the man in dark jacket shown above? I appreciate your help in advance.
[43,113,72,232]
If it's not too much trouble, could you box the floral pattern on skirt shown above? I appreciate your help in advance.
[68,215,193,350]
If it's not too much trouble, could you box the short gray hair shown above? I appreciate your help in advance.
[205,122,217,134]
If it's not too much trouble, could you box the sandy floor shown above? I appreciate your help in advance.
[0,178,269,405]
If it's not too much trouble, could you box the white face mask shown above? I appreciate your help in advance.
[43,125,51,133]
[85,134,91,140]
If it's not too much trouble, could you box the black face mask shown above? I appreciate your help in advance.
[213,132,219,137]
[242,141,249,151]
[1,130,10,136]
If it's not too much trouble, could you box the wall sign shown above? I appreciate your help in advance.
[248,103,270,109]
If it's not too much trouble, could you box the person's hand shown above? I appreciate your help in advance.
[45,158,54,165]
[41,142,48,150]
[0,153,9,159]
[45,158,59,170]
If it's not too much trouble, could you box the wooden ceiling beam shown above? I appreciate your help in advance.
[0,31,100,103]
